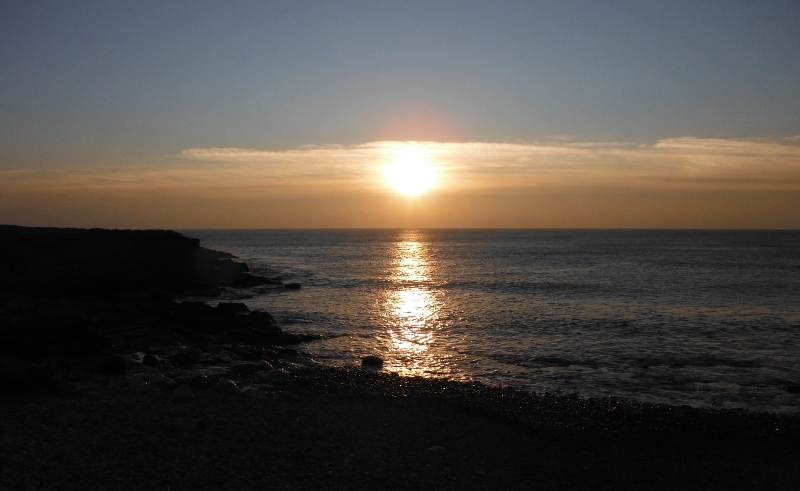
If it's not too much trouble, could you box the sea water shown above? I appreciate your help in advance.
[182,229,800,412]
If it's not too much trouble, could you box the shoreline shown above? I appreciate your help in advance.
[185,228,800,415]
[2,225,799,489]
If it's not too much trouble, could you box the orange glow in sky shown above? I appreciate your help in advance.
[2,4,800,229]
[2,138,800,229]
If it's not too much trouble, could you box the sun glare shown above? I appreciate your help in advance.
[384,146,439,196]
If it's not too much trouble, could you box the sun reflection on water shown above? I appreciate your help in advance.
[380,234,450,377]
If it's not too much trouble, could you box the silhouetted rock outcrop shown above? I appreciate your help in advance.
[0,225,269,299]
[0,225,316,396]
[0,225,198,299]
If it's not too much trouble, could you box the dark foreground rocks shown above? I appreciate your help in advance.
[0,297,317,396]
[0,225,310,397]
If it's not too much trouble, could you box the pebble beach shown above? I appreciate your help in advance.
[3,362,799,490]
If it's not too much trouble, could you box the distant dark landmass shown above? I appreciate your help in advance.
[0,225,271,299]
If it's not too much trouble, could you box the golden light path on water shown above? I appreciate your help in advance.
[378,233,452,377]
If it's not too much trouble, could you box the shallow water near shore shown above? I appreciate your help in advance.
[181,229,800,412]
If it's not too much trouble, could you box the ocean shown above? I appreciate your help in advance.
[181,229,800,412]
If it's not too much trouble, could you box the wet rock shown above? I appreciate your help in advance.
[214,379,237,391]
[184,287,224,297]
[171,350,200,366]
[142,354,159,367]
[249,390,268,400]
[232,273,272,287]
[128,367,172,395]
[216,302,249,314]
[128,367,173,391]
[173,301,214,315]
[227,362,271,377]
[272,359,296,370]
[250,311,278,325]
[261,348,279,360]
[169,385,194,403]
[252,373,277,383]
[276,348,300,360]
[361,356,384,369]
[236,348,264,362]
[232,385,250,395]
[233,385,266,399]
[224,327,309,346]
[129,364,165,378]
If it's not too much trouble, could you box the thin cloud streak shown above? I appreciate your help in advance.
[181,138,800,193]
[3,138,800,197]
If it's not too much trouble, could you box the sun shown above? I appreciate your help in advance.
[384,146,439,196]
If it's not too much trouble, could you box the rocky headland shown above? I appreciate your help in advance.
[1,225,798,490]
[0,225,310,396]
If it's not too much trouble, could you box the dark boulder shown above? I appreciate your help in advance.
[142,354,159,367]
[192,247,271,287]
[236,348,264,361]
[250,310,278,325]
[232,273,271,287]
[361,356,384,368]
[227,363,270,376]
[171,350,200,366]
[275,348,300,359]
[217,302,250,314]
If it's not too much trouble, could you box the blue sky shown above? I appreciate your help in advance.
[1,1,799,227]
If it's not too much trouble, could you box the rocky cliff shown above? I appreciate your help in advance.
[0,225,269,300]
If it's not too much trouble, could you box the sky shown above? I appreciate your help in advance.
[1,1,799,228]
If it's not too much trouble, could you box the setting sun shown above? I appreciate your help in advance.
[384,146,439,196]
